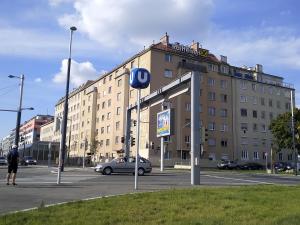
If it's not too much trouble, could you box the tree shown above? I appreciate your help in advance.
[269,108,300,153]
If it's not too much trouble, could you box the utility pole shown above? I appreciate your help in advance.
[291,90,298,176]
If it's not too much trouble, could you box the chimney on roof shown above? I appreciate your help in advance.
[160,32,169,46]
[220,55,227,63]
[255,64,263,73]
[190,40,199,51]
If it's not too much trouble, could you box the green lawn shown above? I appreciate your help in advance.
[1,185,300,225]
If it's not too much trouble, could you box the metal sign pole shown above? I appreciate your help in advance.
[57,118,63,184]
[135,89,141,190]
[191,71,201,185]
[160,103,164,172]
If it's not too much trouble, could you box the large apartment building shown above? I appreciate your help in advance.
[48,33,294,166]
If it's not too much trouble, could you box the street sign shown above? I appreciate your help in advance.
[129,68,151,89]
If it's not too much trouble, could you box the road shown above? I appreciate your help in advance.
[0,165,299,215]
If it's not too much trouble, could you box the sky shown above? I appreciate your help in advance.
[1,0,300,138]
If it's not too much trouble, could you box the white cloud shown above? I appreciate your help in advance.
[57,0,214,49]
[53,59,101,86]
[34,78,42,83]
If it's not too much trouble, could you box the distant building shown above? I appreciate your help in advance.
[19,115,54,147]
[40,120,54,142]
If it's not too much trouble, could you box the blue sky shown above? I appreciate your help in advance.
[1,0,300,138]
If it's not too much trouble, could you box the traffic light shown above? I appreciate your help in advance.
[151,141,154,149]
[201,127,208,143]
[20,136,24,142]
[131,137,136,146]
[121,136,125,143]
[133,120,137,126]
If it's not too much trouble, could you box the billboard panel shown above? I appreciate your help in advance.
[157,109,171,137]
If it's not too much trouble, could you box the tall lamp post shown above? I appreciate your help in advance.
[59,26,77,172]
[8,74,24,150]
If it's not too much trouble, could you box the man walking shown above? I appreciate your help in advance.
[6,145,19,185]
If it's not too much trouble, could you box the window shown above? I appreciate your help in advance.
[208,122,215,131]
[117,92,121,101]
[269,112,274,120]
[208,78,215,86]
[261,97,265,106]
[263,152,267,160]
[268,86,273,95]
[116,107,121,115]
[88,106,91,113]
[276,101,281,109]
[220,109,228,117]
[102,102,106,109]
[240,80,247,90]
[253,123,258,132]
[185,103,191,111]
[208,107,216,116]
[109,75,112,81]
[252,96,257,104]
[101,115,105,121]
[81,121,84,127]
[108,99,111,107]
[279,152,283,161]
[117,79,122,87]
[252,83,257,91]
[184,135,190,143]
[83,100,85,106]
[165,54,172,62]
[97,104,100,111]
[220,65,229,74]
[285,102,291,110]
[115,136,119,144]
[107,125,111,133]
[220,80,228,89]
[208,64,218,72]
[108,86,112,94]
[106,139,110,146]
[199,104,202,113]
[208,138,216,146]
[253,152,259,160]
[261,111,265,119]
[253,110,257,118]
[288,154,293,161]
[241,150,248,160]
[101,127,104,134]
[240,95,247,103]
[261,124,266,132]
[82,110,85,116]
[221,139,228,147]
[103,77,106,84]
[208,92,216,101]
[107,112,111,120]
[116,121,120,130]
[220,94,227,103]
[269,99,273,107]
[241,108,247,117]
[220,123,228,132]
[164,69,173,78]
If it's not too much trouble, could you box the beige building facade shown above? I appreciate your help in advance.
[47,33,294,166]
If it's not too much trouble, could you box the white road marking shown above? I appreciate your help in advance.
[203,174,275,185]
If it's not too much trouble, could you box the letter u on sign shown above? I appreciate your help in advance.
[129,68,151,89]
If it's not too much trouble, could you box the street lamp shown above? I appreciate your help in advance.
[59,26,77,173]
[8,74,24,150]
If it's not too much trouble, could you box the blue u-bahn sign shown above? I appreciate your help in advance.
[129,68,151,89]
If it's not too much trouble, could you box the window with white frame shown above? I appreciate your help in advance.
[164,69,173,78]
[208,122,215,131]
[220,65,229,74]
[220,123,228,132]
[208,78,215,86]
[220,94,228,102]
[165,54,172,62]
[117,79,122,87]
[185,103,191,111]
[116,107,121,115]
[116,121,120,130]
[184,135,190,143]
[208,92,216,101]
[241,150,248,160]
[261,124,266,132]
[240,95,247,103]
[241,108,247,117]
[107,112,111,120]
[253,151,259,160]
[220,80,228,89]
[240,80,247,90]
[107,125,111,133]
[208,107,216,116]
[220,109,228,117]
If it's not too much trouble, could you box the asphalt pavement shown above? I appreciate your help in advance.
[0,165,299,215]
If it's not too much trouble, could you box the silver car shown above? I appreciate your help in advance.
[0,156,7,165]
[94,157,152,175]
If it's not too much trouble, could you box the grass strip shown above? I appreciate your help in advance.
[1,185,300,225]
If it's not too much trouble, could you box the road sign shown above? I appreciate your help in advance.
[129,68,151,89]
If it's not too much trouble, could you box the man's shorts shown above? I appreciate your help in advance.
[8,164,18,173]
